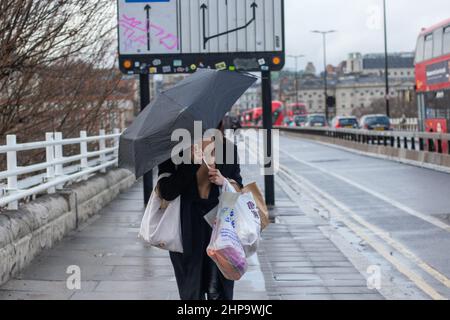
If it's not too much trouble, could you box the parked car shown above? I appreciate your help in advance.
[360,114,392,131]
[294,115,308,127]
[331,116,359,129]
[305,114,328,127]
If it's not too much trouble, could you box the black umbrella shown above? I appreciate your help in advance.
[119,69,257,178]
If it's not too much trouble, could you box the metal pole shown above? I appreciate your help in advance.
[323,33,329,121]
[383,0,391,117]
[139,73,153,206]
[295,57,299,105]
[261,71,275,207]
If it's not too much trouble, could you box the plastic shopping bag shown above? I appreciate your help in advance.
[233,192,261,258]
[242,183,270,231]
[138,174,183,253]
[207,192,248,281]
[223,180,261,257]
[205,180,261,258]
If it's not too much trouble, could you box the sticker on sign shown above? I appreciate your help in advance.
[117,0,285,74]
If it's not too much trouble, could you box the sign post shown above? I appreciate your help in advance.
[139,73,153,205]
[117,0,285,206]
[262,71,275,207]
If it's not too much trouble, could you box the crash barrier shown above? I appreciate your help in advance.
[277,127,450,171]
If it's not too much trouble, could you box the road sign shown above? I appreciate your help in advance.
[117,0,285,74]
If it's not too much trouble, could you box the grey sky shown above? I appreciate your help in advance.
[284,0,450,72]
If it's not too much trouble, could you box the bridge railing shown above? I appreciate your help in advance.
[390,118,419,132]
[0,129,121,210]
[279,127,450,155]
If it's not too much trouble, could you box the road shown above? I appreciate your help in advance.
[275,133,450,299]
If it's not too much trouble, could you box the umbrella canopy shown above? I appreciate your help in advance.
[119,69,257,178]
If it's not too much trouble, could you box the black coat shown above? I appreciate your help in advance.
[157,141,243,300]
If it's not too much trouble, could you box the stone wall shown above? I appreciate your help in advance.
[0,169,136,286]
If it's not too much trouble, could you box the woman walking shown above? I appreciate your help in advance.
[157,126,242,300]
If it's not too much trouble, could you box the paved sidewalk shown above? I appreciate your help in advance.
[246,166,384,300]
[0,166,382,300]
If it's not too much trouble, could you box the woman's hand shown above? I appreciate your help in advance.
[208,167,225,186]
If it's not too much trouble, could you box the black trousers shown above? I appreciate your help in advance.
[169,199,234,300]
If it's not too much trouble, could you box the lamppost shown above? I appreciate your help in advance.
[287,54,305,105]
[311,30,336,121]
[383,0,391,117]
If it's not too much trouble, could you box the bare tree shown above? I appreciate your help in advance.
[0,0,120,136]
[0,0,133,170]
[352,92,418,119]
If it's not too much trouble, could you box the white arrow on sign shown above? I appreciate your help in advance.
[201,1,258,50]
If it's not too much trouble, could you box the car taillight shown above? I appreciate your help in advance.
[364,124,369,130]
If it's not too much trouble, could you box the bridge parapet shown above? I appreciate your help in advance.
[1,130,122,210]
[277,127,450,172]
[0,130,135,286]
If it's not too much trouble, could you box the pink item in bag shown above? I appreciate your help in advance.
[207,193,248,281]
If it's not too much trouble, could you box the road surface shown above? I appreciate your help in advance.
[275,133,450,299]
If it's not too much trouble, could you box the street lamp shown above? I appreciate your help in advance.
[311,30,336,121]
[383,0,391,117]
[287,54,305,105]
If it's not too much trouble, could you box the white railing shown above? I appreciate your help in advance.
[0,129,121,210]
[391,118,419,132]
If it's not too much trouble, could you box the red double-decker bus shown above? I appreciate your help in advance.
[287,103,308,116]
[415,18,450,133]
[240,101,286,127]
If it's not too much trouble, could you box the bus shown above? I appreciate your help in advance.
[241,108,263,127]
[287,103,308,116]
[415,18,450,136]
[240,101,286,127]
[272,101,285,126]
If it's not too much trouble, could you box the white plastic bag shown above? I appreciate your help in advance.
[205,180,261,258]
[207,192,248,281]
[138,174,183,253]
[233,192,261,258]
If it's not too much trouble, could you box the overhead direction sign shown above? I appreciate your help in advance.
[117,0,285,74]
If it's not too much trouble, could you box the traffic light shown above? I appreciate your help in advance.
[326,96,336,108]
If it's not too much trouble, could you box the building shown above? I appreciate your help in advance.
[304,62,317,76]
[362,52,415,79]
[103,75,138,130]
[345,53,364,74]
[294,52,416,116]
[297,78,336,114]
[235,82,261,113]
[334,75,415,116]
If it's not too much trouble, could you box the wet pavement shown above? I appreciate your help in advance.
[0,162,382,300]
[276,133,450,299]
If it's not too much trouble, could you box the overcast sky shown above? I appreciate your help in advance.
[284,0,450,72]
